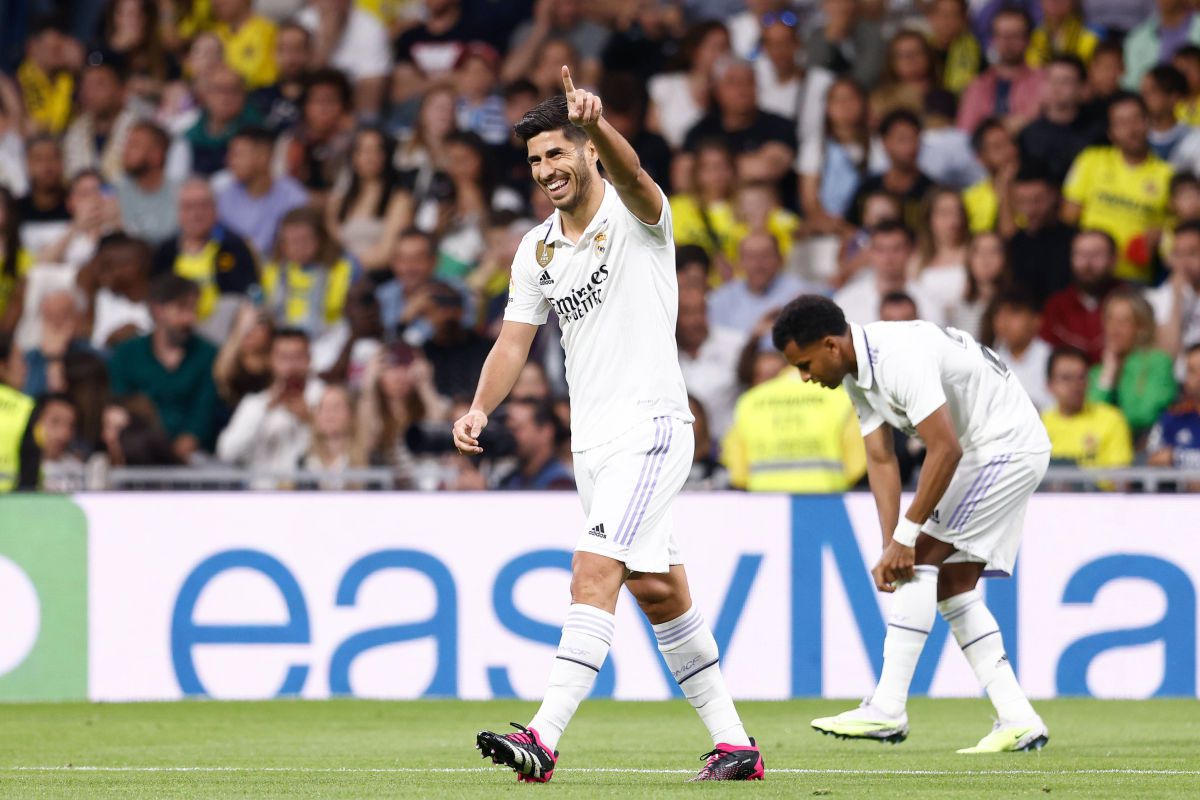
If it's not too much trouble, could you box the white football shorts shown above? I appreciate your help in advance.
[573,415,694,574]
[922,448,1051,577]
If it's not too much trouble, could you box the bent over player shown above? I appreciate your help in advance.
[773,295,1051,753]
[453,68,764,783]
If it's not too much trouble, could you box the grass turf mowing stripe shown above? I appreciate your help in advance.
[3,767,1199,776]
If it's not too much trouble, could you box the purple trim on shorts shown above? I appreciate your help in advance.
[955,454,1011,531]
[614,418,668,545]
[947,455,1003,530]
[620,419,675,546]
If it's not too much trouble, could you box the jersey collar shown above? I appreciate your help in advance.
[544,180,615,247]
[849,322,876,391]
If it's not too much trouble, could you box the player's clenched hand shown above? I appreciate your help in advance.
[453,409,488,455]
[872,540,916,593]
[562,66,601,129]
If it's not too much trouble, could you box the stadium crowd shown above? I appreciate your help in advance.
[1,0,1200,492]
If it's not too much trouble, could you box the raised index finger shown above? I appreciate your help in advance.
[561,65,576,97]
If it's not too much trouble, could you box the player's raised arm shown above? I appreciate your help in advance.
[561,66,663,225]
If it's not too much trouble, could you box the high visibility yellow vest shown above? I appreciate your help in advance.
[0,384,35,493]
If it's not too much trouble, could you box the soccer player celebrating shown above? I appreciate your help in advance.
[773,295,1051,753]
[454,68,764,783]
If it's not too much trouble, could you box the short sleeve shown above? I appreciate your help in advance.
[1062,149,1094,206]
[798,136,822,176]
[503,246,550,325]
[883,352,948,429]
[624,188,672,247]
[845,381,885,437]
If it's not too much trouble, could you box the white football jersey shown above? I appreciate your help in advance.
[842,321,1050,456]
[505,181,692,451]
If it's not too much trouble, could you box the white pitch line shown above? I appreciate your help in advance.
[1,766,1198,777]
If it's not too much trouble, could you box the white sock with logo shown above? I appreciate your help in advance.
[939,589,1037,724]
[870,565,939,718]
[653,606,751,746]
[529,604,614,750]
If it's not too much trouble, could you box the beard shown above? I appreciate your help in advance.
[551,160,595,213]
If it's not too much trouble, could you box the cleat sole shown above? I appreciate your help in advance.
[1018,733,1049,752]
[812,725,908,744]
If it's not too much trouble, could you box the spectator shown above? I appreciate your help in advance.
[1082,40,1124,122]
[1088,288,1177,435]
[33,393,81,491]
[647,21,730,150]
[420,280,490,399]
[503,0,611,88]
[280,69,355,203]
[16,135,70,252]
[216,327,321,474]
[434,131,524,275]
[1122,0,1200,90]
[212,0,278,91]
[991,288,1054,411]
[728,180,801,268]
[1146,343,1200,468]
[927,0,983,95]
[1018,55,1105,186]
[249,21,311,135]
[357,342,449,482]
[17,16,79,136]
[213,303,273,406]
[674,245,712,294]
[684,394,729,491]
[0,187,30,333]
[670,139,738,279]
[677,284,743,438]
[806,0,885,90]
[21,290,95,397]
[957,7,1045,132]
[79,233,154,350]
[1172,44,1200,125]
[1028,0,1100,67]
[63,58,138,183]
[92,397,180,470]
[682,57,798,189]
[1152,219,1200,374]
[879,290,919,322]
[217,126,309,257]
[261,207,355,347]
[1041,346,1134,467]
[913,188,969,314]
[833,220,943,325]
[721,361,866,492]
[1062,93,1173,284]
[377,228,453,334]
[800,77,874,239]
[316,278,384,387]
[510,360,552,402]
[496,399,575,490]
[837,190,904,289]
[753,14,805,122]
[1041,229,1123,362]
[182,66,261,177]
[97,0,172,105]
[393,0,478,82]
[708,231,812,334]
[846,109,934,232]
[1142,65,1191,160]
[598,73,673,194]
[37,169,120,271]
[454,43,508,146]
[963,117,1019,235]
[394,85,458,209]
[152,178,258,332]
[108,274,219,460]
[301,383,367,483]
[114,121,180,247]
[327,127,413,272]
[945,231,1011,340]
[869,30,957,127]
[298,0,390,116]
[1007,163,1076,306]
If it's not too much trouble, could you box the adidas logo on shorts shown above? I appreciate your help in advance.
[538,270,554,286]
[587,523,606,539]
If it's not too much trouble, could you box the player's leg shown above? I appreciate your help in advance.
[626,566,764,781]
[811,534,955,743]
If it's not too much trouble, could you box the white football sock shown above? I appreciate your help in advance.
[653,606,751,746]
[939,589,1037,724]
[870,565,939,717]
[528,604,614,750]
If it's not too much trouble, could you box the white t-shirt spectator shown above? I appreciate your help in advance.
[216,378,324,479]
[298,7,391,81]
[995,337,1053,412]
[679,325,746,438]
[648,73,705,150]
[1147,280,1200,379]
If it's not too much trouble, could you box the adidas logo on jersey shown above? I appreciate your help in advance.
[587,523,606,539]
[538,270,554,286]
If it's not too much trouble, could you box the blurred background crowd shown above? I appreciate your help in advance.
[1,0,1199,492]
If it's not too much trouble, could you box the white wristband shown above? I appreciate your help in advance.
[892,518,921,547]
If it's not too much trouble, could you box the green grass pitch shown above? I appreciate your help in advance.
[0,699,1196,798]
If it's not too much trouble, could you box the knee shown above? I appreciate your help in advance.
[569,562,623,610]
[630,579,687,624]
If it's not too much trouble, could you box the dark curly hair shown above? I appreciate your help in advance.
[772,295,849,352]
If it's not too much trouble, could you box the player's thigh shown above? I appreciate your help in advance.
[937,562,986,600]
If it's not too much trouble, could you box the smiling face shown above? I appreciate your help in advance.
[525,128,599,213]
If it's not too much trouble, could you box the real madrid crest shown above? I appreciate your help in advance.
[536,241,555,268]
[593,232,607,258]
